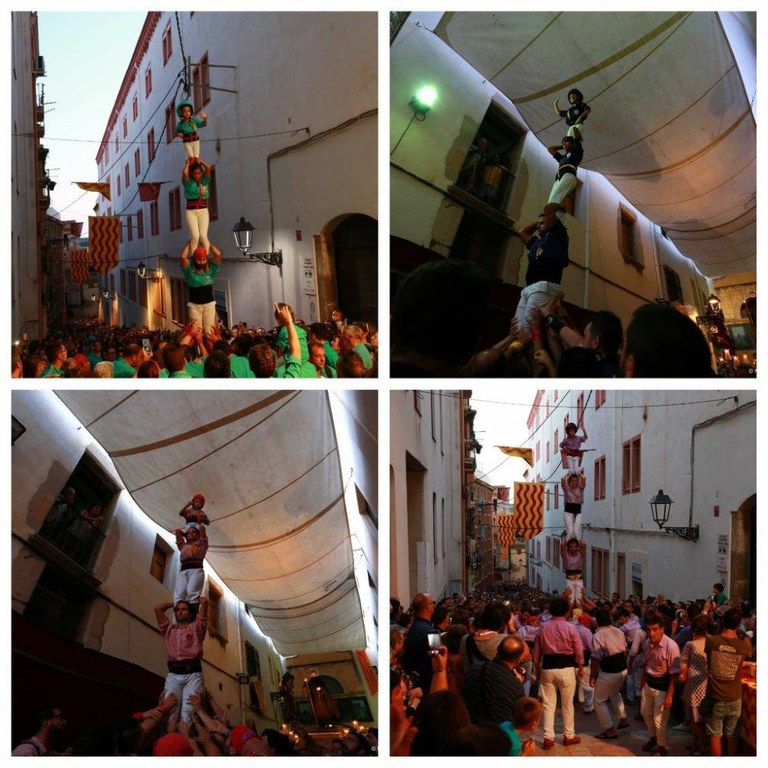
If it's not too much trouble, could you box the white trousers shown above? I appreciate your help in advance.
[594,669,627,730]
[164,671,204,727]
[626,656,644,701]
[540,667,577,739]
[548,173,577,204]
[185,208,210,252]
[174,567,205,605]
[566,578,584,604]
[564,512,582,541]
[514,281,564,335]
[577,664,594,711]
[188,301,217,337]
[641,685,672,747]
[183,140,201,160]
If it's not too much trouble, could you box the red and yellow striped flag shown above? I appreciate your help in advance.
[513,482,545,539]
[69,248,90,283]
[356,649,378,694]
[497,514,516,547]
[75,181,111,200]
[497,446,534,466]
[89,216,121,273]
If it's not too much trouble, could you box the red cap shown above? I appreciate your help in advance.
[152,733,194,756]
[230,725,259,756]
[193,247,208,259]
[191,493,205,506]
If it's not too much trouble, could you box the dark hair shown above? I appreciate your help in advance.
[566,537,580,548]
[691,614,710,635]
[410,691,471,756]
[549,598,569,617]
[643,610,663,628]
[248,343,276,378]
[162,342,186,373]
[443,724,510,756]
[479,601,507,632]
[713,583,724,593]
[595,608,613,627]
[391,259,491,366]
[722,607,742,630]
[204,349,231,378]
[624,304,714,377]
[587,310,623,355]
[557,347,602,377]
[568,88,584,102]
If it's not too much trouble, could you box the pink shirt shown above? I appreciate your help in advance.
[160,614,207,661]
[642,633,680,677]
[534,617,584,666]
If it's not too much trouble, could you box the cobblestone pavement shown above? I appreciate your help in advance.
[531,698,693,757]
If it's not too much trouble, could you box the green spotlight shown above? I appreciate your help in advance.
[409,85,438,118]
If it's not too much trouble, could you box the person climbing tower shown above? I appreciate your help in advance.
[179,494,210,531]
[175,100,207,161]
[553,88,591,142]
[560,422,588,472]
[173,524,208,608]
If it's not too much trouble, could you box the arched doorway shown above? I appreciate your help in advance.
[316,214,377,325]
[729,494,755,608]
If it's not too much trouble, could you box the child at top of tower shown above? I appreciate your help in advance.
[553,88,591,142]
[560,422,588,473]
[175,100,207,161]
[179,494,210,529]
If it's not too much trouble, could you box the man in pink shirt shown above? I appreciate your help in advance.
[533,597,584,748]
[640,611,680,756]
[155,596,209,731]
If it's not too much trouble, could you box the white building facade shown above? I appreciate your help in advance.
[525,390,755,605]
[96,11,377,332]
[391,13,713,332]
[390,390,463,604]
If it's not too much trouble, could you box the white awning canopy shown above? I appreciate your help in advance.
[433,11,755,277]
[57,391,366,657]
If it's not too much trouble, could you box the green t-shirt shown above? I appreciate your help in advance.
[112,358,136,378]
[230,355,255,378]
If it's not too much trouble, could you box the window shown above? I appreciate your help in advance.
[663,265,684,304]
[150,201,159,236]
[619,205,641,266]
[128,270,137,301]
[622,436,641,494]
[126,215,133,242]
[109,274,115,296]
[139,276,148,307]
[171,278,187,323]
[165,102,176,144]
[546,488,550,512]
[192,53,210,109]
[117,174,121,197]
[34,452,118,572]
[150,537,171,582]
[554,483,559,510]
[134,148,141,177]
[616,552,626,597]
[554,429,559,457]
[591,547,610,596]
[24,566,91,641]
[546,536,551,562]
[594,455,606,500]
[430,393,436,441]
[577,393,585,426]
[563,414,569,434]
[124,162,130,189]
[132,94,138,121]
[207,165,219,221]
[145,65,152,97]
[147,128,156,162]
[535,441,540,463]
[114,133,119,154]
[244,641,264,714]
[545,440,550,464]
[120,269,126,296]
[553,536,561,569]
[122,115,128,138]
[162,23,173,64]
[207,582,224,638]
[153,278,166,317]
[595,390,606,410]
[137,209,144,239]
[169,187,181,231]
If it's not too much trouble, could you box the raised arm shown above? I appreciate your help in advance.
[275,303,300,361]
[209,243,222,265]
[175,528,185,549]
[180,243,190,269]
[182,157,193,182]
[154,601,174,625]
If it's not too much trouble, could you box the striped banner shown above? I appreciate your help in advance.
[497,514,516,547]
[497,446,534,466]
[69,248,90,284]
[75,181,111,200]
[89,216,121,273]
[250,679,265,714]
[356,649,377,694]
[513,482,545,539]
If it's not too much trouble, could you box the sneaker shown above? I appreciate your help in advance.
[542,738,555,750]
[563,736,581,747]
[641,737,657,752]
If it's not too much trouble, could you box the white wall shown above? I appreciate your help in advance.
[390,390,462,605]
[527,390,756,600]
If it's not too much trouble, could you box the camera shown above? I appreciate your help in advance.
[427,630,441,656]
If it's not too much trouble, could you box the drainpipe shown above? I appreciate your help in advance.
[582,173,591,308]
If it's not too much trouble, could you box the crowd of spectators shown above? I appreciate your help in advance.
[390,581,756,756]
[11,307,377,379]
[391,258,755,378]
[11,692,378,756]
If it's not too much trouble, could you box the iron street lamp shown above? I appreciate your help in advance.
[231,217,283,274]
[649,489,699,541]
